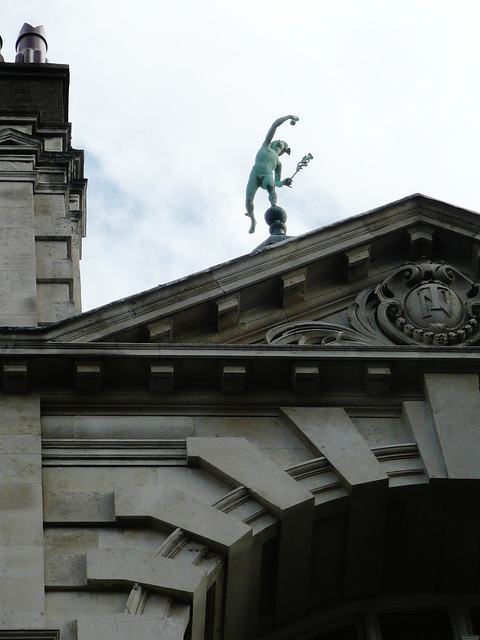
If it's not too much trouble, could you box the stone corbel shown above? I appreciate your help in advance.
[150,363,175,395]
[75,362,102,394]
[215,295,239,332]
[3,363,28,393]
[292,364,319,395]
[221,363,247,395]
[364,363,392,397]
[345,245,371,283]
[407,225,434,260]
[147,318,173,342]
[281,269,307,309]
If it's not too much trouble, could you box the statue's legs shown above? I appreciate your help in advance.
[245,172,260,234]
[245,198,256,234]
[266,183,277,206]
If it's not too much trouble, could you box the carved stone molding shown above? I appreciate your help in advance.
[349,260,480,346]
[266,321,381,346]
[0,633,60,640]
[268,260,480,347]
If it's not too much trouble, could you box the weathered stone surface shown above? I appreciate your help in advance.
[403,400,447,480]
[43,491,115,523]
[115,486,251,554]
[187,437,314,626]
[86,548,206,600]
[0,65,69,122]
[280,407,388,488]
[85,548,206,640]
[191,415,311,469]
[44,527,99,551]
[221,364,247,395]
[216,296,239,332]
[3,364,28,394]
[0,393,44,626]
[45,552,86,587]
[424,373,480,479]
[149,364,175,394]
[76,614,187,640]
[0,544,44,578]
[41,415,194,439]
[43,467,158,493]
[187,437,313,516]
[155,467,232,504]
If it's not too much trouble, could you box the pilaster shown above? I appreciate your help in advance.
[0,393,44,627]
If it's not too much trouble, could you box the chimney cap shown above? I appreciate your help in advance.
[16,23,48,51]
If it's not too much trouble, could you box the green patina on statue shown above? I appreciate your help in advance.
[245,115,299,234]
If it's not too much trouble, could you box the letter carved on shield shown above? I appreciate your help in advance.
[404,282,464,330]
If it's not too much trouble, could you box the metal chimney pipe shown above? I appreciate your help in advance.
[15,23,48,63]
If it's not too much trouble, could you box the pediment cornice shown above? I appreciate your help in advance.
[8,194,480,346]
[0,127,43,151]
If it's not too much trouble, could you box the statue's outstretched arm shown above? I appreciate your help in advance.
[263,115,299,146]
[274,162,293,188]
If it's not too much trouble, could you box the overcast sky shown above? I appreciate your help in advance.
[2,1,480,310]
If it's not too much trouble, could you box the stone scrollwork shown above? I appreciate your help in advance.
[268,260,480,347]
[266,321,381,346]
[349,260,480,346]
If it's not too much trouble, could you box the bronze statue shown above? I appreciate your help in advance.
[245,115,299,234]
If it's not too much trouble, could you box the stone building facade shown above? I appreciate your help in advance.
[1,25,480,640]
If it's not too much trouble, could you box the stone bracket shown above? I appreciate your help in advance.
[292,364,319,395]
[147,318,172,342]
[187,437,314,627]
[75,362,102,394]
[364,363,392,397]
[221,364,246,395]
[216,295,239,332]
[150,363,175,394]
[345,245,371,283]
[407,224,434,260]
[86,548,207,640]
[281,269,306,308]
[2,363,28,393]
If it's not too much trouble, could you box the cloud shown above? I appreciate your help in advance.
[1,1,480,310]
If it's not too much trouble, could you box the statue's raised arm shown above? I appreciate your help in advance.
[263,115,299,146]
[245,115,299,234]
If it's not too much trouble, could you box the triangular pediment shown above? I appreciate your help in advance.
[0,127,43,150]
[27,194,480,346]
